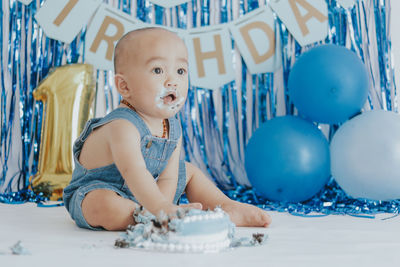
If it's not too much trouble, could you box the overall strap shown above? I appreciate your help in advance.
[168,114,182,141]
[78,107,151,144]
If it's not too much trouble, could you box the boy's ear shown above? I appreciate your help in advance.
[115,74,130,97]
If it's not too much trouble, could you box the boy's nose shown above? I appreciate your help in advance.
[165,79,177,88]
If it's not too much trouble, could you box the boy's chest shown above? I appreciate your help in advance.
[140,135,178,175]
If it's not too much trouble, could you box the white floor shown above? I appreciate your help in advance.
[1,203,399,267]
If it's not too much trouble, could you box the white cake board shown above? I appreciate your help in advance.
[1,203,399,267]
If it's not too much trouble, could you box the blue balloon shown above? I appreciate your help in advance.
[245,116,330,203]
[288,44,369,124]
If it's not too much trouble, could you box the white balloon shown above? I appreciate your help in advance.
[330,110,400,201]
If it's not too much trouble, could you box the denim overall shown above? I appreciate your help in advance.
[63,107,186,230]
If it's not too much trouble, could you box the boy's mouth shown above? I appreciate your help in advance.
[161,91,177,104]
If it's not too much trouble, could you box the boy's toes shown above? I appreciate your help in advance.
[242,205,271,227]
[260,211,272,227]
[249,209,271,228]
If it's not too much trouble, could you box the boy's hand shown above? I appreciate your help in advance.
[161,202,202,216]
[179,202,202,210]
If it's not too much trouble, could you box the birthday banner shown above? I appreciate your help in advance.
[28,0,328,89]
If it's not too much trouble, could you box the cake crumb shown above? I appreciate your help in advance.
[252,233,267,245]
[10,241,30,255]
[114,239,130,248]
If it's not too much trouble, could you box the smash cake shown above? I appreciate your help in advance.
[115,206,267,253]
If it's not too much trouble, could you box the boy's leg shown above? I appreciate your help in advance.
[81,189,138,231]
[184,162,272,227]
[81,188,203,231]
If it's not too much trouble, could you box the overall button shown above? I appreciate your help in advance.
[146,140,152,148]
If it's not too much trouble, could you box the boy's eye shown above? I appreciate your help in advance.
[177,68,186,75]
[152,67,163,74]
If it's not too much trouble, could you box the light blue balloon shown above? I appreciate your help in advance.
[288,44,369,124]
[245,116,330,203]
[331,110,400,201]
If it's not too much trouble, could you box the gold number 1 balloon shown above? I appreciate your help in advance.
[31,64,95,200]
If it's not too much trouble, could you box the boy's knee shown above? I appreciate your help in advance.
[83,190,115,213]
[184,161,199,176]
[185,161,209,187]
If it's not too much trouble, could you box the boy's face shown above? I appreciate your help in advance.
[119,29,189,119]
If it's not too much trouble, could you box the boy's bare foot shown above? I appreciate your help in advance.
[222,201,271,227]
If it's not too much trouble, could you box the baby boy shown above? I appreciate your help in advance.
[63,27,271,230]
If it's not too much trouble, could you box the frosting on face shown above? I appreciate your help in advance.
[155,87,185,111]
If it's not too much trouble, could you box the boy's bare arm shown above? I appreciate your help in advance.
[107,120,177,215]
[156,137,182,202]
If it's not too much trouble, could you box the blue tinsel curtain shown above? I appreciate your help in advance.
[0,0,398,215]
